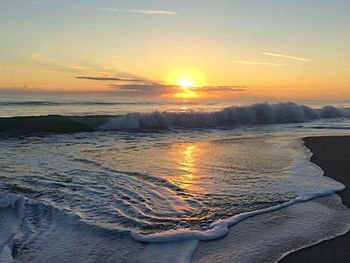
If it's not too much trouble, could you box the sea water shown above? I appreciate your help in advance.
[0,97,350,262]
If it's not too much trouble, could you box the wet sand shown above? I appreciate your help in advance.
[280,136,350,263]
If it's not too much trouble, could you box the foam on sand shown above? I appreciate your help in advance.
[130,136,350,262]
[5,189,350,263]
[131,187,345,243]
[131,136,347,244]
[192,194,350,263]
[2,129,350,262]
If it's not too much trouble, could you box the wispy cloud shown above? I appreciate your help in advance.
[110,84,177,96]
[109,83,246,97]
[0,84,246,97]
[77,76,144,82]
[128,9,178,15]
[233,61,287,66]
[99,8,178,16]
[261,52,311,62]
[34,61,89,73]
[31,54,127,78]
[66,64,90,71]
[198,86,246,93]
[32,54,93,74]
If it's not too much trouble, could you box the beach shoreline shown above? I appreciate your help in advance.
[280,136,350,263]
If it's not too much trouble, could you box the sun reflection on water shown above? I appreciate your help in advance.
[170,144,203,192]
[180,145,196,178]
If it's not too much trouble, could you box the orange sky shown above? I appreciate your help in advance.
[1,1,350,100]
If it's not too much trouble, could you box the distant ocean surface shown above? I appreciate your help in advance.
[1,96,350,263]
[1,95,350,117]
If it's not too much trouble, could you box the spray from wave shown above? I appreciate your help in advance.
[0,102,349,135]
[100,102,350,130]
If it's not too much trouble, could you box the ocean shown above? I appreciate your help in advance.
[1,96,350,263]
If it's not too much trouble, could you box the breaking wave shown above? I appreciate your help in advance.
[101,102,350,130]
[0,102,349,135]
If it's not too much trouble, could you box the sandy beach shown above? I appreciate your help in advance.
[281,136,350,263]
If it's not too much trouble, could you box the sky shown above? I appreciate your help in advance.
[1,0,350,100]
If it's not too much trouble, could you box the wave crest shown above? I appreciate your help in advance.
[100,102,350,130]
[0,103,349,135]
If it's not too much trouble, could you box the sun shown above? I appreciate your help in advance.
[177,77,195,89]
[167,67,205,87]
[175,76,199,98]
[166,67,206,99]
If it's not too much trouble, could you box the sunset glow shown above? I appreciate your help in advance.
[0,1,349,100]
[166,67,205,98]
[2,2,350,262]
[177,77,195,89]
[167,67,206,87]
[174,89,200,99]
[174,75,200,98]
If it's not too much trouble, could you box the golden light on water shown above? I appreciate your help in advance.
[177,144,196,190]
[180,145,196,179]
[168,144,203,192]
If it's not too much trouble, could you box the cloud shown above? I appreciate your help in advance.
[32,54,93,73]
[31,54,124,78]
[0,87,106,95]
[109,83,246,97]
[198,86,246,93]
[261,52,311,62]
[77,76,144,82]
[65,64,90,71]
[128,9,178,15]
[99,8,178,16]
[31,54,147,85]
[233,61,287,66]
[0,84,246,97]
[110,84,177,96]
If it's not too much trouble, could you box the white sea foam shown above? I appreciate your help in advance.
[0,193,24,209]
[192,194,350,263]
[132,136,346,244]
[1,122,350,262]
[0,193,25,263]
[131,187,345,243]
[130,136,350,262]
